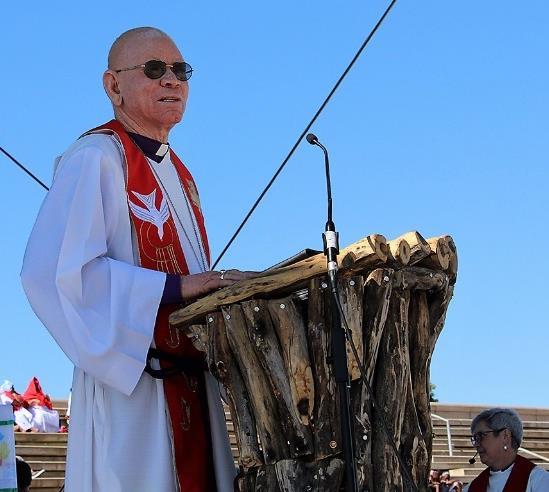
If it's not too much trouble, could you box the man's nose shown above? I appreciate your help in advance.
[160,68,181,87]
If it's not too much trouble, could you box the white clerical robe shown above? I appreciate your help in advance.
[28,405,59,433]
[21,134,236,491]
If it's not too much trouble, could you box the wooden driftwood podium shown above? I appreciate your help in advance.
[170,232,457,491]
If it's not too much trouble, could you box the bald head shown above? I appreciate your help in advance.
[103,27,188,142]
[108,27,174,70]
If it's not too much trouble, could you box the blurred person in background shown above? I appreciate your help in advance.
[16,456,32,492]
[464,408,549,491]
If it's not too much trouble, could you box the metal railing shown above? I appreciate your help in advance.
[432,413,453,457]
[519,446,549,463]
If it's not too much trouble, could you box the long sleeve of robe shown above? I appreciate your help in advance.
[21,134,235,491]
[22,135,165,395]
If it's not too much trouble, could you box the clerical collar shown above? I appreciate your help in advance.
[127,132,170,163]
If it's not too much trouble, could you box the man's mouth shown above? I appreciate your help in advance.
[158,97,181,102]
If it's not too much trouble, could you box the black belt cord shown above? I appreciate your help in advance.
[145,347,206,379]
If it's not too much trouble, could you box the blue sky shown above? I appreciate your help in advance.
[2,1,548,406]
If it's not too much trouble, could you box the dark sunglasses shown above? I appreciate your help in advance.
[115,60,193,81]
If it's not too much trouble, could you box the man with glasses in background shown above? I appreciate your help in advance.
[22,27,251,491]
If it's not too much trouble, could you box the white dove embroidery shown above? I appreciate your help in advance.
[128,189,170,240]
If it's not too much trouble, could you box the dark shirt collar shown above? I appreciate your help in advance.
[127,132,170,163]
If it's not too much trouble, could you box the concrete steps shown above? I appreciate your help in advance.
[16,444,67,458]
[15,402,68,490]
[431,404,549,421]
[15,432,68,444]
[28,477,65,491]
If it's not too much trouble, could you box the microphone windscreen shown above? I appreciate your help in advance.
[468,457,476,464]
[306,133,318,144]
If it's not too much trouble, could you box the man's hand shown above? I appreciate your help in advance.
[179,269,258,302]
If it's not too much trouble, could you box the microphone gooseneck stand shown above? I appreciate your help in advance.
[306,133,358,492]
[307,133,419,492]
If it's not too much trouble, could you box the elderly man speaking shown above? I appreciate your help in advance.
[21,27,251,491]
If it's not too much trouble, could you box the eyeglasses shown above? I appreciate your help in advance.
[115,60,193,81]
[470,428,506,446]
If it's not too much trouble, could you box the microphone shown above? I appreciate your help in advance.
[306,132,358,492]
[469,451,478,465]
[305,133,339,278]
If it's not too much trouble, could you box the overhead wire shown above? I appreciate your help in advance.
[0,146,49,191]
[212,0,398,269]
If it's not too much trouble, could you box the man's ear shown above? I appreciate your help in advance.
[103,70,122,106]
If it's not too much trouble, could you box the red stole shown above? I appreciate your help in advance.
[468,455,536,492]
[84,120,215,491]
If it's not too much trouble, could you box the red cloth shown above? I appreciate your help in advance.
[22,377,53,409]
[1,389,27,411]
[85,120,215,492]
[468,455,536,492]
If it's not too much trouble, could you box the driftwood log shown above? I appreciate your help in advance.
[170,231,457,492]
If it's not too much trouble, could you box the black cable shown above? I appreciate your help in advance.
[0,146,49,191]
[331,285,419,492]
[211,0,399,269]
